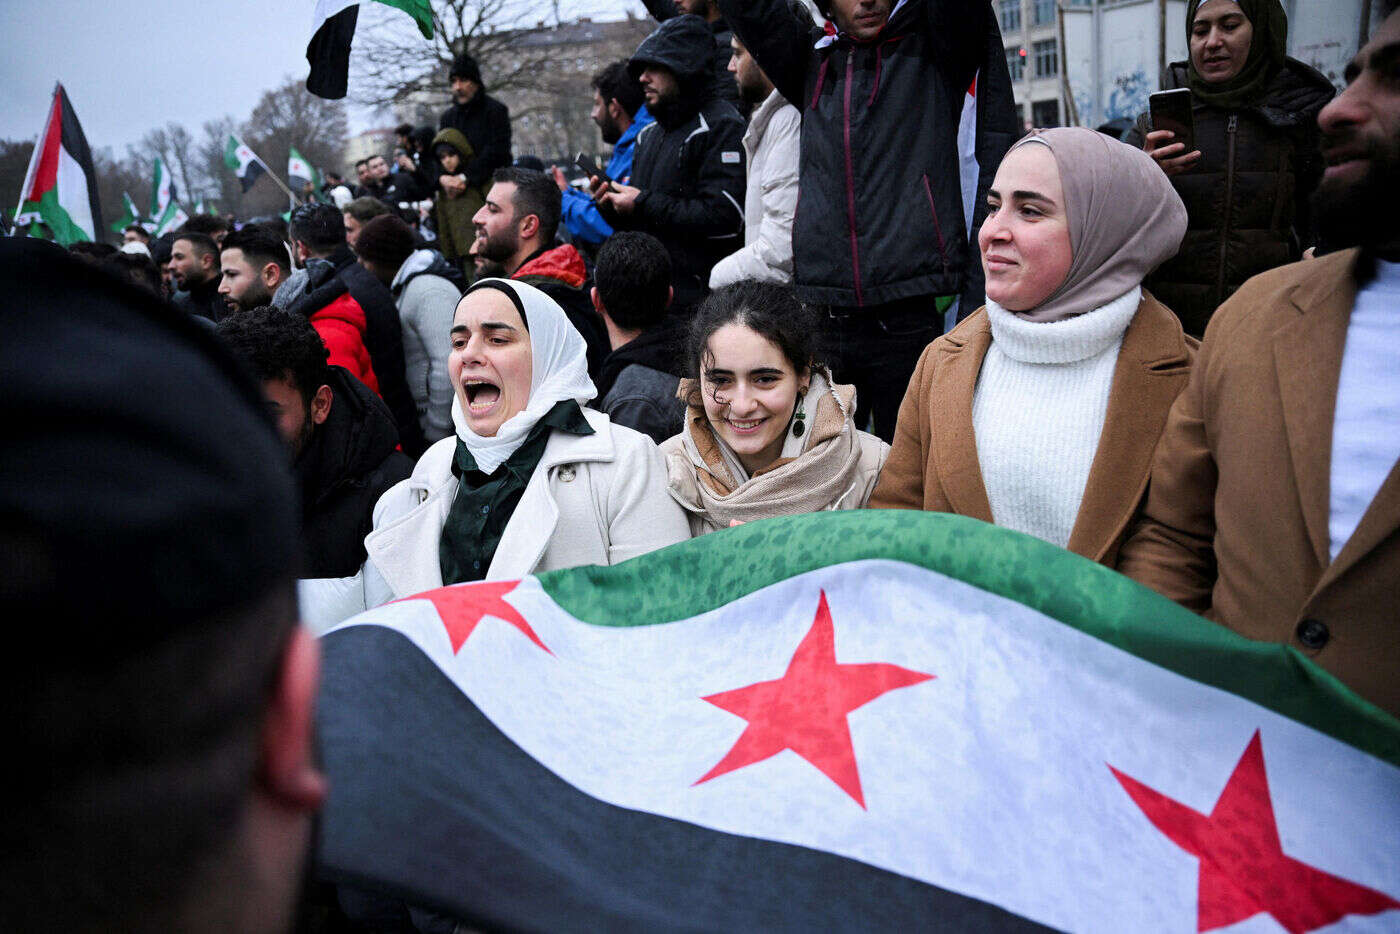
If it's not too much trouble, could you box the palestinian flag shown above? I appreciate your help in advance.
[314,511,1400,931]
[306,0,433,100]
[109,191,140,234]
[14,84,102,246]
[224,134,269,193]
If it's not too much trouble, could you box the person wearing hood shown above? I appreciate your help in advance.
[1128,0,1336,336]
[661,281,889,536]
[354,214,465,447]
[591,15,747,312]
[438,53,512,202]
[431,126,484,272]
[217,306,412,578]
[639,0,745,113]
[871,129,1196,568]
[297,279,690,629]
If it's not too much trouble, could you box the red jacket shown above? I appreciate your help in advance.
[312,293,379,394]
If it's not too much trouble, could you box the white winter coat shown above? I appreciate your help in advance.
[299,407,690,630]
[708,89,801,288]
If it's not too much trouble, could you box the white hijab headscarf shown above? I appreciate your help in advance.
[449,278,596,474]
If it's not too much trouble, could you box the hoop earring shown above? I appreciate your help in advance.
[791,391,807,438]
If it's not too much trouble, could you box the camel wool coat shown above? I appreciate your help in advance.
[1118,248,1400,717]
[870,292,1195,566]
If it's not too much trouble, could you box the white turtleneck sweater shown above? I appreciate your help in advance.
[972,286,1141,549]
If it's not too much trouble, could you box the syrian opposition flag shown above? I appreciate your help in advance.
[224,133,270,193]
[288,146,323,200]
[149,156,175,222]
[153,200,188,236]
[109,191,140,234]
[306,0,433,100]
[13,84,102,246]
[314,511,1400,931]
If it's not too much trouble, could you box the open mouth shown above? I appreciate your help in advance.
[463,378,502,415]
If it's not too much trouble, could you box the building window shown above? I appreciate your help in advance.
[1033,38,1058,78]
[1006,47,1025,81]
[1031,99,1060,127]
[1032,0,1056,26]
[999,0,1021,32]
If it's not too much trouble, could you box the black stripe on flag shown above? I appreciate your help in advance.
[306,4,360,100]
[238,159,267,194]
[315,626,1056,931]
[57,86,103,237]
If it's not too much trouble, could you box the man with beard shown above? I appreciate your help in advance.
[474,167,610,377]
[169,231,226,322]
[640,0,743,112]
[1,238,323,932]
[592,16,746,312]
[438,53,512,206]
[708,13,803,288]
[1118,5,1400,719]
[219,226,290,314]
[217,306,412,577]
[554,61,654,247]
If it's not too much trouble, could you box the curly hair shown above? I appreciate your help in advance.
[215,305,330,405]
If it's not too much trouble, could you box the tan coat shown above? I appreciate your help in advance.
[870,293,1195,566]
[1118,249,1400,716]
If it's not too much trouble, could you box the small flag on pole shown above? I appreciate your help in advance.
[154,201,188,236]
[149,157,174,223]
[13,83,103,246]
[288,146,323,200]
[224,134,270,193]
[110,191,140,234]
[307,0,433,100]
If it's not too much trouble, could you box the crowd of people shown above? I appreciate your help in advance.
[7,0,1399,928]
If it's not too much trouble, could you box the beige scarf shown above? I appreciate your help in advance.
[668,371,873,529]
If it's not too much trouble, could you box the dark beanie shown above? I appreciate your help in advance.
[0,238,299,655]
[449,52,484,86]
[354,215,418,271]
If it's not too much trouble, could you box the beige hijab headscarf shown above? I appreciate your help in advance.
[1006,127,1188,323]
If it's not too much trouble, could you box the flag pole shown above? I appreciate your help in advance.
[11,84,58,235]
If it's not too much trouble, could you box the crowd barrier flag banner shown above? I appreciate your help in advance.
[13,83,102,246]
[306,0,433,100]
[315,511,1400,932]
[110,191,140,234]
[224,133,269,193]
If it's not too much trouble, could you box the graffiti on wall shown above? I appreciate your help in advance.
[1104,69,1152,122]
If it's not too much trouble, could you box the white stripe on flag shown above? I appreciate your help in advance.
[56,145,94,240]
[312,0,358,29]
[335,561,1400,933]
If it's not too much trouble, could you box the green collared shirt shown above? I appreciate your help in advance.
[439,400,594,586]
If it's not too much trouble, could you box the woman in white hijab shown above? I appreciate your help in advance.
[301,278,689,628]
[871,127,1195,568]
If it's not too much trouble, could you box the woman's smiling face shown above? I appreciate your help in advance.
[700,322,809,475]
[449,288,533,438]
[978,143,1074,312]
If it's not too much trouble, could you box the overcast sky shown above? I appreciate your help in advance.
[0,0,644,158]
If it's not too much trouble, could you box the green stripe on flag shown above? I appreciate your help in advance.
[375,0,433,38]
[20,188,89,246]
[537,510,1400,766]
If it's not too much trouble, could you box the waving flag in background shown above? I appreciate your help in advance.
[315,511,1400,931]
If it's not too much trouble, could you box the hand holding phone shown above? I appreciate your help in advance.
[1146,89,1200,177]
[575,152,611,185]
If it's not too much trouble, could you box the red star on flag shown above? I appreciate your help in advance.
[395,580,551,655]
[1110,730,1399,933]
[693,590,933,808]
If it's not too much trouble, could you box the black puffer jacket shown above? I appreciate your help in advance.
[297,366,413,578]
[719,0,1017,312]
[1129,59,1335,336]
[613,16,747,310]
[287,245,426,457]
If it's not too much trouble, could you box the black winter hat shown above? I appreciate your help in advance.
[449,52,484,87]
[0,238,299,652]
[354,214,419,271]
[628,15,714,85]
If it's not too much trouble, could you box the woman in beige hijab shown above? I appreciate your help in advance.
[871,127,1193,567]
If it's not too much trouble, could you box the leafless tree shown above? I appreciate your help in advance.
[129,123,210,208]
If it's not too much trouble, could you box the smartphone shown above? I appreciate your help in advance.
[1148,88,1195,156]
[575,152,611,184]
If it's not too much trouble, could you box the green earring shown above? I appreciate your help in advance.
[792,391,807,438]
